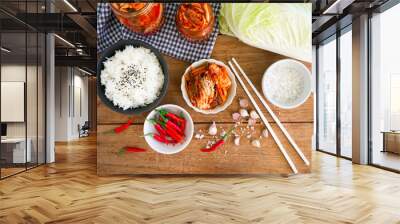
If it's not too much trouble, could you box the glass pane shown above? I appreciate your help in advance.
[371,4,400,171]
[27,31,38,169]
[26,0,39,169]
[1,31,27,177]
[318,38,337,154]
[340,29,352,158]
[38,33,45,165]
[0,0,46,178]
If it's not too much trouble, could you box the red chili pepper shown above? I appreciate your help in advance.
[165,125,183,143]
[166,113,185,124]
[149,119,167,136]
[152,118,184,143]
[179,112,186,132]
[145,133,177,145]
[114,120,132,133]
[165,120,184,136]
[118,146,146,155]
[155,124,167,136]
[201,127,235,152]
[151,133,167,143]
[201,139,225,152]
[126,147,146,152]
[156,109,185,125]
[156,114,184,136]
[104,118,133,134]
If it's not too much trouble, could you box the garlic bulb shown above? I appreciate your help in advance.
[239,98,249,108]
[234,137,240,146]
[239,109,249,118]
[251,139,261,148]
[262,128,269,138]
[208,122,218,136]
[250,110,259,119]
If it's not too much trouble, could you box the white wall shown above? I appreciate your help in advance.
[72,73,89,138]
[55,67,69,141]
[1,65,38,138]
[54,67,89,141]
[1,63,46,164]
[1,65,26,138]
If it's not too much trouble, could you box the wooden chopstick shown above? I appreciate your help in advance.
[232,58,310,166]
[228,61,298,174]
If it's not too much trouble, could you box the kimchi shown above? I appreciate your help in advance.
[176,3,215,42]
[185,63,232,110]
[110,3,164,35]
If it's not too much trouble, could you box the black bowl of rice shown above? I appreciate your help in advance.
[97,39,168,115]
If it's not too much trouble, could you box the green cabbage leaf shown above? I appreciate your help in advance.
[219,3,312,62]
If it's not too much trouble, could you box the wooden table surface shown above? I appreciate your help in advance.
[97,35,313,176]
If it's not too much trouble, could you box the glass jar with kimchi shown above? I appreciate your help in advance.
[110,3,164,35]
[176,3,215,42]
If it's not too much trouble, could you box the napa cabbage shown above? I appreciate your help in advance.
[219,3,312,62]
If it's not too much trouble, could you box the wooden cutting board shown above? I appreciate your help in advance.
[97,35,313,176]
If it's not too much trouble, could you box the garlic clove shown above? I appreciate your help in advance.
[250,110,259,120]
[208,121,218,136]
[220,130,226,137]
[248,118,256,126]
[239,98,249,108]
[232,112,241,122]
[234,137,240,146]
[195,133,205,139]
[239,109,249,118]
[262,128,269,138]
[251,139,261,148]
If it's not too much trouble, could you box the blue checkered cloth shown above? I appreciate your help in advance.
[97,3,221,62]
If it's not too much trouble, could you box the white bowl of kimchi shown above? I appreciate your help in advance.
[181,59,237,114]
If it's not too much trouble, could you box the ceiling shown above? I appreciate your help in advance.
[0,32,45,64]
[312,0,391,44]
[0,0,395,73]
[0,0,97,74]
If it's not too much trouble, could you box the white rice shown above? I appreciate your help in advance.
[266,65,304,105]
[100,46,164,110]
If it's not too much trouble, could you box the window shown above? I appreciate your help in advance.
[370,3,400,171]
[316,26,353,159]
[339,28,352,158]
[0,0,47,179]
[317,37,337,154]
[390,74,400,130]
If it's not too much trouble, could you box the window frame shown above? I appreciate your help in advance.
[367,1,400,173]
[0,0,48,180]
[315,24,353,160]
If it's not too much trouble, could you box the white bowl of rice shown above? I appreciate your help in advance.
[98,40,168,114]
[262,59,311,109]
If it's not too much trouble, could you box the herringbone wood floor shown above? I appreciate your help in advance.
[1,136,400,224]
